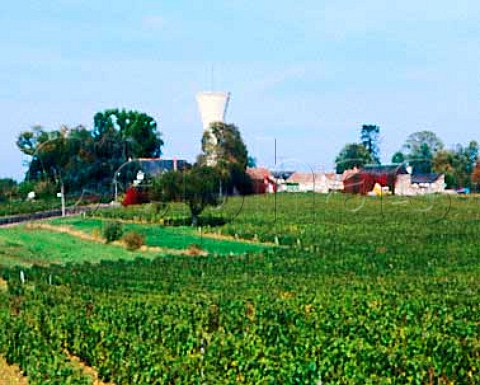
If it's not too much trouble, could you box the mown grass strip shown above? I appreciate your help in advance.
[50,217,270,255]
[0,225,145,267]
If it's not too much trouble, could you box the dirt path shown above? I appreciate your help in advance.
[0,356,28,385]
[66,352,114,385]
[25,222,102,243]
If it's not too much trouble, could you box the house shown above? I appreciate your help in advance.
[325,172,344,192]
[343,164,408,195]
[343,164,446,196]
[286,172,343,193]
[395,173,445,196]
[138,158,190,176]
[246,167,277,194]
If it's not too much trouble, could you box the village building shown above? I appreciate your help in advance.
[343,164,408,195]
[138,158,190,175]
[246,167,277,194]
[395,173,446,196]
[285,172,343,193]
[343,164,446,196]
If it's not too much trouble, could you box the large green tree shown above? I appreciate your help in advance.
[17,109,163,195]
[92,109,163,190]
[0,179,17,202]
[198,122,251,194]
[151,166,222,225]
[391,151,406,164]
[335,143,373,174]
[433,141,478,188]
[93,109,163,159]
[360,124,380,164]
[17,126,81,186]
[401,130,444,174]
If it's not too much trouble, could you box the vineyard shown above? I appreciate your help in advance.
[0,200,64,218]
[0,193,479,384]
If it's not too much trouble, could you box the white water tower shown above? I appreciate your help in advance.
[196,91,230,130]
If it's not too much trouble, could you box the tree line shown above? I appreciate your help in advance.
[1,109,252,224]
[3,114,479,211]
[15,109,163,195]
[335,125,480,189]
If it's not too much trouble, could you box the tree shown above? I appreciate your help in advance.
[391,151,405,164]
[335,143,373,174]
[465,140,479,175]
[198,122,251,194]
[433,141,479,188]
[17,125,95,193]
[403,130,444,155]
[0,179,17,202]
[472,163,480,191]
[401,130,443,174]
[92,109,163,192]
[93,109,163,159]
[17,126,67,182]
[17,109,164,196]
[199,122,248,168]
[64,125,97,190]
[17,126,54,181]
[16,125,49,156]
[151,166,222,226]
[432,149,455,187]
[247,156,257,168]
[360,124,380,164]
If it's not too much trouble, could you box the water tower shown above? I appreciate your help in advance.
[196,91,230,165]
[196,91,230,130]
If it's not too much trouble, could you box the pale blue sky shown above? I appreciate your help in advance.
[1,1,480,179]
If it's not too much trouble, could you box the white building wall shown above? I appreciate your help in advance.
[395,174,446,196]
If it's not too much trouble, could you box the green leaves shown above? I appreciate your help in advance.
[1,194,480,383]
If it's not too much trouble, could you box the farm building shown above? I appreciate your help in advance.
[138,158,190,175]
[343,164,446,195]
[246,167,277,194]
[343,164,408,195]
[395,173,445,196]
[285,172,343,193]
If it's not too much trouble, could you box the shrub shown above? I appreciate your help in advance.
[187,243,205,256]
[122,231,145,251]
[34,180,57,200]
[102,221,123,243]
[122,187,149,206]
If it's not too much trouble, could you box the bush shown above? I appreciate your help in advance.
[17,181,36,200]
[122,187,149,206]
[34,180,57,200]
[187,243,205,256]
[102,221,123,243]
[122,231,145,251]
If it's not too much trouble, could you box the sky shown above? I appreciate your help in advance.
[1,0,480,179]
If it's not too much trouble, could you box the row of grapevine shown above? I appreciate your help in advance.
[0,194,479,383]
[1,245,479,384]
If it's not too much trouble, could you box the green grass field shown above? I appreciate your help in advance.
[0,193,479,384]
[0,226,144,267]
[50,216,269,254]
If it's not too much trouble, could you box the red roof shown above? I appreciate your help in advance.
[246,167,271,180]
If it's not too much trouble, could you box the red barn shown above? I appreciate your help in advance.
[343,164,408,195]
[246,167,277,194]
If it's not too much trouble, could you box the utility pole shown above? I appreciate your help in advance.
[61,182,66,217]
